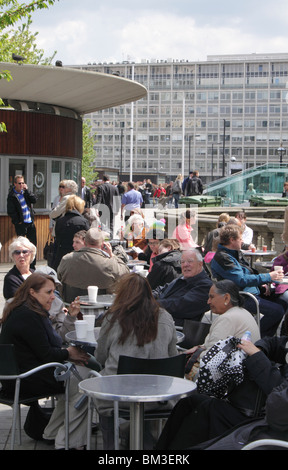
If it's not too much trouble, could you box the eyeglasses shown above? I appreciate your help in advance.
[13,250,31,256]
[59,185,65,189]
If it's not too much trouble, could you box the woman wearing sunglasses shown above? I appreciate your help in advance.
[3,236,36,300]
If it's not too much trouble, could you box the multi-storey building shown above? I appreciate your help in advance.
[72,53,288,183]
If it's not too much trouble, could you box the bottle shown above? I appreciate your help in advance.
[239,331,251,359]
[127,232,133,248]
[241,331,252,342]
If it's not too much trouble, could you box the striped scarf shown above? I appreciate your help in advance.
[14,189,32,223]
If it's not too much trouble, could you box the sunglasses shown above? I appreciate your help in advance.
[13,250,31,256]
[59,185,65,188]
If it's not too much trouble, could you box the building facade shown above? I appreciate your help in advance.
[73,53,288,183]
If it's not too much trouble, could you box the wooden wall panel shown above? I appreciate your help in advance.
[0,215,50,264]
[0,110,82,158]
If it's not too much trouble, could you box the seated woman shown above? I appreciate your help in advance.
[172,209,198,250]
[124,213,148,259]
[94,272,178,449]
[184,280,261,380]
[3,236,36,300]
[156,333,288,450]
[0,272,90,449]
[4,237,77,341]
[53,195,90,270]
[147,238,182,290]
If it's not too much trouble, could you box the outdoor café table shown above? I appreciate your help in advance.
[241,249,277,268]
[65,294,115,319]
[65,327,101,348]
[78,374,196,450]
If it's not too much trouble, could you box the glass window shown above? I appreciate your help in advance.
[51,161,61,205]
[9,159,27,190]
[33,159,47,209]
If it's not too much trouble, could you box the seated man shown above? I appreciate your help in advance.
[57,227,129,302]
[211,224,285,337]
[153,249,212,326]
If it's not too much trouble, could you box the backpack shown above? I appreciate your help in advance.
[188,177,200,195]
[172,181,181,194]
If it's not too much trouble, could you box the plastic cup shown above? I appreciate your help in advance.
[251,246,256,253]
[75,320,88,339]
[274,266,284,272]
[84,314,95,331]
[88,286,98,303]
[262,245,267,252]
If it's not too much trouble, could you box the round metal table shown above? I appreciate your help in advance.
[79,374,196,450]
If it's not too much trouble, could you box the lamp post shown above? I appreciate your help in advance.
[222,119,229,177]
[277,143,286,164]
[119,122,124,180]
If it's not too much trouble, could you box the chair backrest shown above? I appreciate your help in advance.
[0,344,20,376]
[117,354,186,378]
[239,291,261,327]
[180,320,211,349]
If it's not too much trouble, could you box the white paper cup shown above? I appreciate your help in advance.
[88,286,98,303]
[274,266,284,272]
[133,265,144,272]
[84,314,95,331]
[75,320,88,339]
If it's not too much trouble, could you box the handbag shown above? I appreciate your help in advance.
[24,403,54,441]
[197,336,246,399]
[43,234,55,267]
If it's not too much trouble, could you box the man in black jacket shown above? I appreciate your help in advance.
[95,175,120,234]
[7,175,37,265]
[153,249,212,326]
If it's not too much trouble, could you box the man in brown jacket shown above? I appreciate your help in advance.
[57,227,129,302]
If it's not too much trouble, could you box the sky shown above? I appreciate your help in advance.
[28,0,288,66]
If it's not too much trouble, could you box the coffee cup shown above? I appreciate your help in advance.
[262,245,267,252]
[84,314,95,331]
[88,286,98,303]
[274,266,284,272]
[75,320,88,339]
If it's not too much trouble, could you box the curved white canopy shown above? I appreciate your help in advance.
[0,62,147,114]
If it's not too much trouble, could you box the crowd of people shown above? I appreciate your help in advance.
[2,172,288,451]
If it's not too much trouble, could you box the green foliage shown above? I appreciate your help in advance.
[0,1,57,29]
[0,16,56,64]
[82,119,98,185]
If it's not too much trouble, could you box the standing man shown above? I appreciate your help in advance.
[120,182,143,222]
[81,177,92,208]
[96,175,120,235]
[7,175,37,266]
[186,171,203,196]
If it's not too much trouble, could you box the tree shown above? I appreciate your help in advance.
[82,119,98,185]
[0,16,56,64]
[0,0,58,29]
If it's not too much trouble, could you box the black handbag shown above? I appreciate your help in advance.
[43,234,55,267]
[24,403,54,441]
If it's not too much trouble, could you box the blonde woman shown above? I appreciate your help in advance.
[172,174,182,208]
[53,195,90,270]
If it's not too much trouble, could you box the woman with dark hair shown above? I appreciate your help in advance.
[94,272,178,449]
[184,280,261,377]
[0,272,89,449]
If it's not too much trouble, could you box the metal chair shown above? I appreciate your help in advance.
[242,439,288,450]
[178,319,212,350]
[0,344,70,450]
[239,291,261,328]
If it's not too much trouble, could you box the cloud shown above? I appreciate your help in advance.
[30,2,288,65]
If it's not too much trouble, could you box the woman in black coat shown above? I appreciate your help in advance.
[146,239,182,290]
[53,195,89,270]
[0,272,89,449]
[156,336,288,450]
